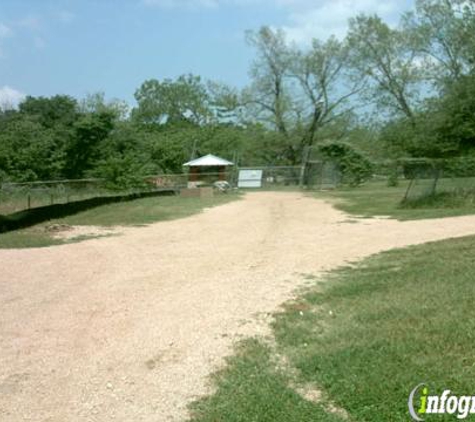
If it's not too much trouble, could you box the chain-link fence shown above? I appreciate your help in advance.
[1,163,341,216]
[302,161,341,190]
[0,171,237,215]
[237,166,301,188]
[400,158,475,203]
[0,178,172,215]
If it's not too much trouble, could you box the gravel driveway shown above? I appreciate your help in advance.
[1,192,475,421]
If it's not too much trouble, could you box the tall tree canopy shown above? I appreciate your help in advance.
[133,74,211,125]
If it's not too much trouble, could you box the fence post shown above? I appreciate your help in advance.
[27,194,31,210]
[299,146,310,188]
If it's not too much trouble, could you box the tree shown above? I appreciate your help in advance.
[348,14,422,124]
[207,81,243,123]
[0,114,66,182]
[402,0,475,84]
[290,36,364,147]
[380,70,475,160]
[244,27,294,137]
[89,122,157,189]
[19,95,78,129]
[318,141,373,186]
[244,27,361,164]
[133,74,211,125]
[65,111,115,178]
[428,72,475,154]
[79,92,130,120]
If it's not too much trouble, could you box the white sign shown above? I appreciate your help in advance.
[238,169,263,188]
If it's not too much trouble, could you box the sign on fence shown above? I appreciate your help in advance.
[238,170,263,188]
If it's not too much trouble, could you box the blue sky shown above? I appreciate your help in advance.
[0,0,414,108]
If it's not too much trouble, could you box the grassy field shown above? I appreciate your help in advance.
[0,193,241,248]
[189,235,475,422]
[318,179,475,220]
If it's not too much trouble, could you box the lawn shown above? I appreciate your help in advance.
[0,192,241,248]
[318,178,475,220]
[189,235,475,421]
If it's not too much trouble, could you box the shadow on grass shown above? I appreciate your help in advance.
[0,189,176,234]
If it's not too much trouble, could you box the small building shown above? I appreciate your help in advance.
[183,154,234,187]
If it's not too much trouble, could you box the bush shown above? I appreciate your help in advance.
[444,156,475,177]
[318,141,373,186]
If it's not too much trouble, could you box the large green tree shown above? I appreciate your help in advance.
[133,74,211,125]
[348,14,422,124]
[244,26,362,164]
[0,114,66,182]
[19,95,78,129]
[403,0,475,84]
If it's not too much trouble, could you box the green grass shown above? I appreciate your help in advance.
[318,179,475,220]
[189,338,343,422]
[189,235,475,421]
[54,193,240,226]
[0,192,241,248]
[0,227,66,248]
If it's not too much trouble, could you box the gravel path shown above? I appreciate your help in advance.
[1,192,475,421]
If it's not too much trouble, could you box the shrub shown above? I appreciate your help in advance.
[318,141,373,186]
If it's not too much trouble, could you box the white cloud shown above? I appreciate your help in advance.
[0,86,26,110]
[142,0,408,42]
[280,0,402,43]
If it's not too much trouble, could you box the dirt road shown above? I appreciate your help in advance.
[1,192,475,421]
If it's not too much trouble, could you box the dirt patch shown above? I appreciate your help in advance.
[49,225,122,240]
[1,192,475,421]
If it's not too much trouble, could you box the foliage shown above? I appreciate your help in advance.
[2,0,475,194]
[318,141,373,186]
[88,123,157,190]
[0,114,67,182]
[381,71,475,159]
[347,14,421,122]
[19,95,78,128]
[244,26,363,164]
[65,111,116,178]
[402,0,475,83]
[133,74,211,125]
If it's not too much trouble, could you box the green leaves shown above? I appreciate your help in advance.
[133,74,212,125]
[318,141,374,186]
[347,14,421,121]
[0,114,67,182]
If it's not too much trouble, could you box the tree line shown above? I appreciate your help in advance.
[1,0,474,188]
